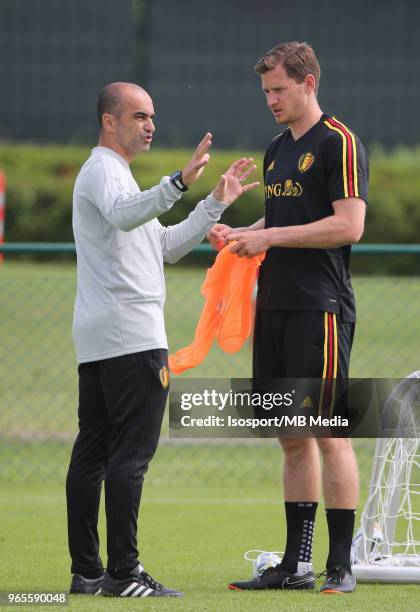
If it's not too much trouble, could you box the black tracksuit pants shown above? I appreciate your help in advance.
[66,349,169,575]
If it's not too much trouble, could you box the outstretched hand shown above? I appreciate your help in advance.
[181,132,212,186]
[212,158,260,206]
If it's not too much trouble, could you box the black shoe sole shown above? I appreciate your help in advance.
[228,582,315,591]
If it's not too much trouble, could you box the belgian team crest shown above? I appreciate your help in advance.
[298,152,315,173]
[159,366,170,389]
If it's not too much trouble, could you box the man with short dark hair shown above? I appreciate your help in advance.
[66,81,258,598]
[209,42,368,594]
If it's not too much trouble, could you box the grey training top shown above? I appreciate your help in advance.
[72,146,226,363]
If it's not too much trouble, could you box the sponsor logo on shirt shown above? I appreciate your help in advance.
[266,160,275,171]
[264,180,303,198]
[298,152,315,173]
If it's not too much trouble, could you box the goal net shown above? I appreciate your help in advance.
[351,372,420,583]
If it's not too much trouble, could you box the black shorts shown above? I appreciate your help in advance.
[253,310,355,419]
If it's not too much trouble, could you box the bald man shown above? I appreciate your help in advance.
[66,82,258,598]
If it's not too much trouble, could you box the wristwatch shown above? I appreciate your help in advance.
[170,170,189,192]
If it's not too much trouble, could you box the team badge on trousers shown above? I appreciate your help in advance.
[159,366,170,389]
[298,152,315,173]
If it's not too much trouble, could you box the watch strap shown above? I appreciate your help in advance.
[170,170,189,192]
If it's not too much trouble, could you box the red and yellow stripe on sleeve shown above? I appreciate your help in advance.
[324,118,359,198]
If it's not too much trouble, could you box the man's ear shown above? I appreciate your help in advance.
[304,74,316,94]
[101,113,116,133]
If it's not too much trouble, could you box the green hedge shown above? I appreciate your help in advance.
[1,143,420,247]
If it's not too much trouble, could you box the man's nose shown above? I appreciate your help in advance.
[266,91,278,107]
[146,119,155,133]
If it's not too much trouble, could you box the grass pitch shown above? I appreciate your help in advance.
[1,261,420,610]
[1,482,420,612]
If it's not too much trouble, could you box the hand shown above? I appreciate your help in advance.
[227,229,272,257]
[207,223,234,251]
[181,132,212,186]
[212,158,260,206]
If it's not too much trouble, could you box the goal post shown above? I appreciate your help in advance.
[351,372,420,583]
